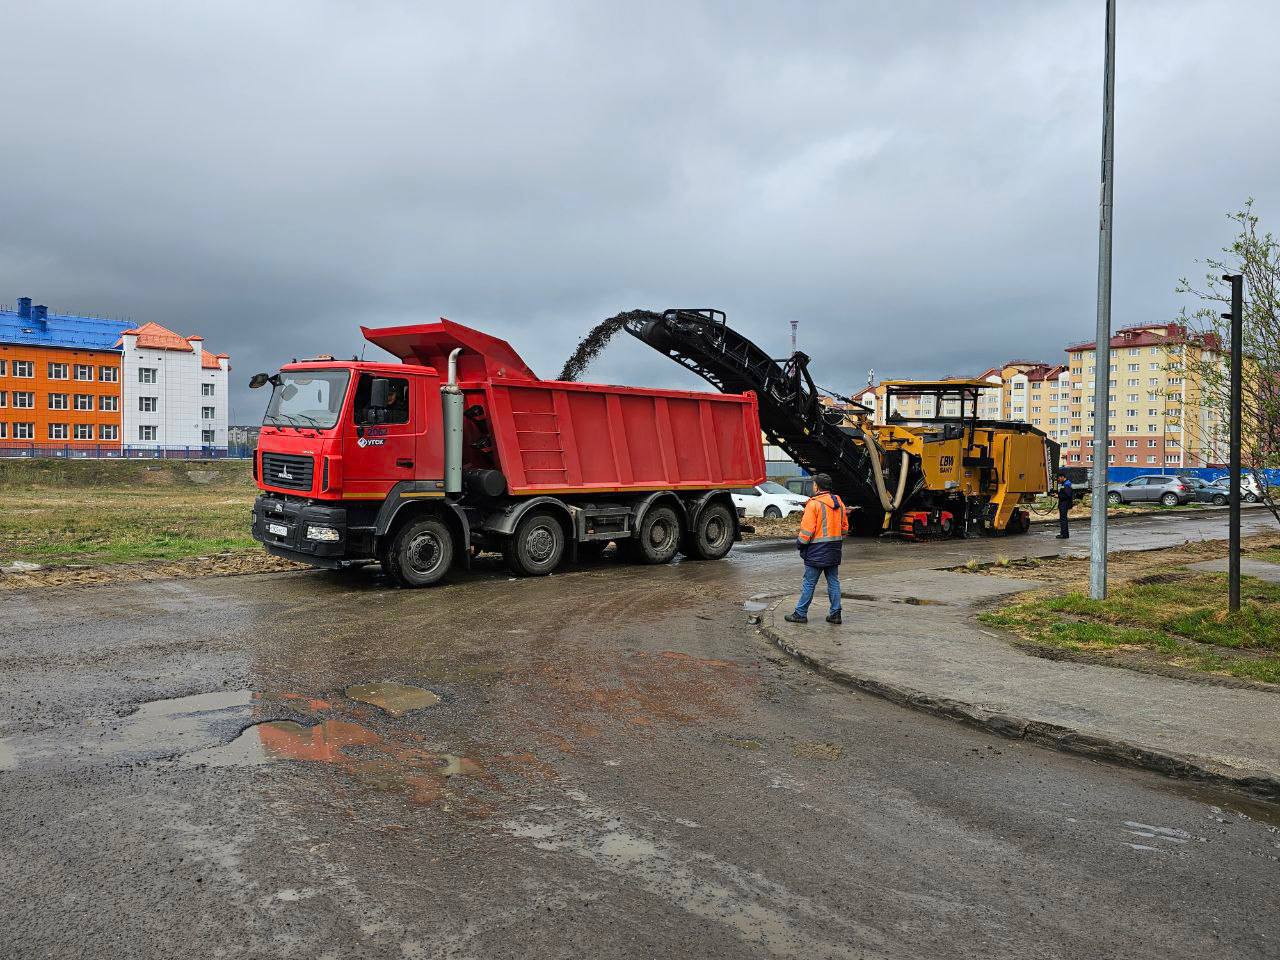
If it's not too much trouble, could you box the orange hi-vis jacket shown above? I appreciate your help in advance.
[796,490,848,567]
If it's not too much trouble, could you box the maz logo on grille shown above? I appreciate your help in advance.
[278,466,294,480]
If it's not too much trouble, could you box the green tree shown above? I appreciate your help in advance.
[1174,200,1279,525]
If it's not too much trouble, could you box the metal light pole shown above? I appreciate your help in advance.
[1223,272,1243,612]
[1089,0,1117,600]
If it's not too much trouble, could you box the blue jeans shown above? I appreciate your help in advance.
[795,564,841,618]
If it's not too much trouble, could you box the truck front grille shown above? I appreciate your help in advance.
[262,453,314,491]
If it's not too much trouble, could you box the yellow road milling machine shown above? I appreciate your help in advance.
[625,309,1058,540]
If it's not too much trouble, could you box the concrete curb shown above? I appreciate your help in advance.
[757,601,1280,801]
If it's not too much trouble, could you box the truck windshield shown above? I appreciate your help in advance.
[264,370,350,430]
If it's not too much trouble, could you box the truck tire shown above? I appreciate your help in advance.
[504,509,565,576]
[684,502,735,561]
[1008,508,1031,534]
[386,516,454,588]
[626,505,681,564]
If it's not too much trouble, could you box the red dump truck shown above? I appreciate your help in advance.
[250,319,765,586]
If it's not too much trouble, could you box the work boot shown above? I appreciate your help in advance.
[1055,534,1069,540]
[826,611,842,624]
[784,613,808,624]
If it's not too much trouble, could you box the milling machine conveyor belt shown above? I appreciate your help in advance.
[624,309,881,512]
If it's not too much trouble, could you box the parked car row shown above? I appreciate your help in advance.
[1105,473,1269,506]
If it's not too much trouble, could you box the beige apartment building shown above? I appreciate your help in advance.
[1062,322,1224,469]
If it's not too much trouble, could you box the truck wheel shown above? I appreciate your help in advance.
[387,516,454,587]
[627,505,681,564]
[504,510,565,576]
[684,502,735,560]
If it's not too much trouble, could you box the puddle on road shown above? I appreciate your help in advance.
[343,682,440,716]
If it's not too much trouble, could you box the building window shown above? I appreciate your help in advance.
[99,424,118,441]
[74,423,93,441]
[138,367,157,384]
[48,393,68,410]
[0,360,6,376]
[47,362,69,379]
[201,406,215,419]
[13,360,33,378]
[73,394,93,411]
[14,422,33,439]
[1126,424,1138,433]
[0,391,5,408]
[202,429,216,444]
[1126,439,1138,447]
[99,395,118,412]
[74,364,94,381]
[48,423,68,440]
[139,396,158,413]
[0,422,5,438]
[1148,456,1158,464]
[202,383,215,397]
[1166,454,1181,465]
[99,366,118,382]
[14,391,34,409]
[1125,455,1137,463]
[139,425,158,442]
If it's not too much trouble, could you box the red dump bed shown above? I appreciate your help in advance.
[364,320,765,496]
[478,379,764,495]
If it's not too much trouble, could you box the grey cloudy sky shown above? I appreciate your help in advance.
[3,1,1278,421]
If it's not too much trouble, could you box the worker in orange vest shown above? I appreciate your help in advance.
[784,473,849,624]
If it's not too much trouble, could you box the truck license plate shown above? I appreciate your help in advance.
[267,523,288,537]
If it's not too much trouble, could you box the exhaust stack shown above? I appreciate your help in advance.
[442,348,464,494]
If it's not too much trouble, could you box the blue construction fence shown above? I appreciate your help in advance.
[1076,465,1279,487]
[0,444,254,460]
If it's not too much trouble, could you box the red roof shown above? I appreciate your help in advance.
[118,320,193,352]
[1066,323,1221,353]
[116,320,227,364]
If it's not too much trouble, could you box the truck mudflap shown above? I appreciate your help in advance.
[252,494,351,563]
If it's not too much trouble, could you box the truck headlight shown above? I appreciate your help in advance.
[306,525,340,542]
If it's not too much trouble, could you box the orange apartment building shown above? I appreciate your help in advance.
[0,298,128,447]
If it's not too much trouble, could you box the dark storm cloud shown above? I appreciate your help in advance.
[3,1,1278,419]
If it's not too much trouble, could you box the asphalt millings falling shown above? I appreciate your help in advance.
[558,310,655,382]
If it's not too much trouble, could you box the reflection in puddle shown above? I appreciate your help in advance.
[343,682,440,716]
[177,713,485,807]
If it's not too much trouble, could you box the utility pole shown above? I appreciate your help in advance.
[1223,272,1243,612]
[1089,0,1117,600]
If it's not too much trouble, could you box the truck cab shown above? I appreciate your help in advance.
[252,359,450,571]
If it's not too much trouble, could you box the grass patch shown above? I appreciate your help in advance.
[981,571,1280,685]
[1252,547,1280,564]
[0,485,258,567]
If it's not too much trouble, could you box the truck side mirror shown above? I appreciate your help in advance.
[369,378,391,408]
[249,372,279,389]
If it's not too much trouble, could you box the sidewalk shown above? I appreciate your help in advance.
[759,568,1280,798]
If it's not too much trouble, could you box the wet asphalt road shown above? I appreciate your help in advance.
[2,511,1278,959]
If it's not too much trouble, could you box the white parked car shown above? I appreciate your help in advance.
[1207,474,1268,503]
[731,481,809,519]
